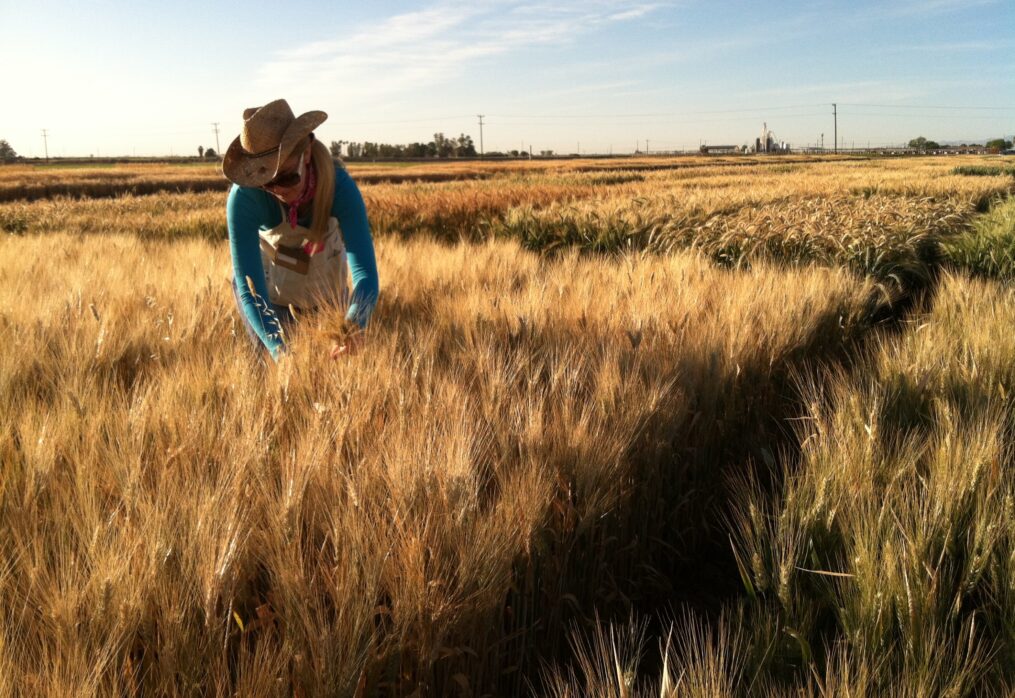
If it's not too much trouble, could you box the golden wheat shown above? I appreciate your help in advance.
[0,226,880,694]
[3,155,1014,694]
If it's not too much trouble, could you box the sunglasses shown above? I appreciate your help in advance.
[262,152,306,191]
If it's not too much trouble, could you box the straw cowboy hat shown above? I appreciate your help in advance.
[222,99,327,187]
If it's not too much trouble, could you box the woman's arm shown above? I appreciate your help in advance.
[333,167,380,329]
[227,186,287,360]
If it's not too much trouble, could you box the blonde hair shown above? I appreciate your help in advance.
[296,135,337,242]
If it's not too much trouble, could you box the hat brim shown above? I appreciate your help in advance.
[222,110,327,187]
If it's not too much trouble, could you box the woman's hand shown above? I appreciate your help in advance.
[330,324,364,359]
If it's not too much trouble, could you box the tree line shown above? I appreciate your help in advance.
[329,132,477,159]
[909,136,1013,152]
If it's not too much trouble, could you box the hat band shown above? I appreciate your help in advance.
[248,144,281,158]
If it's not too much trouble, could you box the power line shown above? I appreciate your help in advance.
[479,112,832,128]
[488,103,1015,120]
[839,103,1015,111]
[836,112,1012,120]
[318,114,476,126]
[121,128,210,136]
[490,103,829,119]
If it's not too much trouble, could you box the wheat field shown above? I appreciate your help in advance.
[1,155,1013,696]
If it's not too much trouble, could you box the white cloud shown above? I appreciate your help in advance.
[607,5,661,21]
[255,1,665,102]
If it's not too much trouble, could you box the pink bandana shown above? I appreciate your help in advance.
[287,159,317,229]
[286,160,325,256]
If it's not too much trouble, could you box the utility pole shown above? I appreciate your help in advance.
[646,139,650,154]
[41,129,49,163]
[477,115,485,157]
[832,103,837,154]
[821,133,824,151]
[211,122,221,155]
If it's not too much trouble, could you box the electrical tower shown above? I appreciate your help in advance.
[211,122,221,155]
[477,115,485,157]
[41,129,49,163]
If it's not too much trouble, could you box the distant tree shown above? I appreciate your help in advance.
[986,138,1013,152]
[198,145,204,158]
[454,133,476,157]
[205,147,217,159]
[908,136,940,151]
[405,142,428,158]
[330,140,346,158]
[432,132,456,158]
[0,139,17,163]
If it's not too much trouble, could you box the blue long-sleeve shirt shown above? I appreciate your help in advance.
[227,163,379,360]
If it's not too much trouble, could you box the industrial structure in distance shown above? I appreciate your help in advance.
[699,123,791,155]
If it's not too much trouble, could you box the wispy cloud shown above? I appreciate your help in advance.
[741,72,1015,106]
[522,80,644,100]
[877,39,1013,53]
[739,80,929,104]
[607,5,661,21]
[256,1,666,101]
[869,0,998,18]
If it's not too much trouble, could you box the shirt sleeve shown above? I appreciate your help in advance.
[227,185,287,360]
[332,166,380,328]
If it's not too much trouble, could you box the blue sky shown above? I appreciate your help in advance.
[4,0,1013,157]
